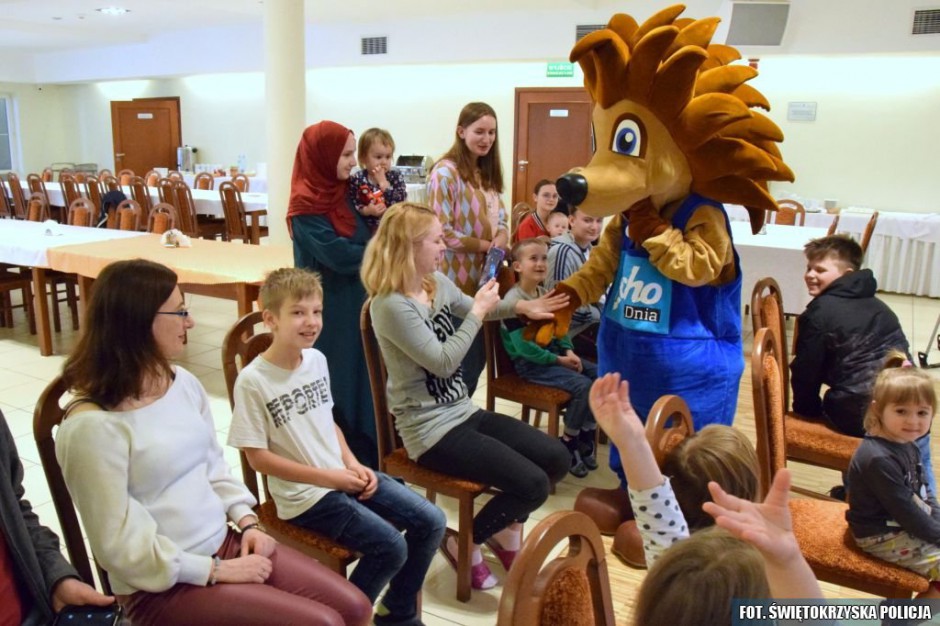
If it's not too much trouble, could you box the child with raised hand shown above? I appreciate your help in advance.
[346,128,408,232]
[502,238,599,477]
[228,267,446,626]
[846,353,940,597]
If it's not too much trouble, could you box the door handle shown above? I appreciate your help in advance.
[517,160,528,166]
[115,153,125,158]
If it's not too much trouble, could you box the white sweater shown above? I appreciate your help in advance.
[56,367,256,595]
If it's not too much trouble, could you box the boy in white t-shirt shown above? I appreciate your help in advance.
[228,268,446,626]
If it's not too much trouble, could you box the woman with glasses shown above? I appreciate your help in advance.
[55,259,371,626]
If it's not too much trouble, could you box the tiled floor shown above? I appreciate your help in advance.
[1,288,939,625]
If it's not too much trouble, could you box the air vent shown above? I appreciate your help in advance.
[361,36,387,55]
[913,9,940,34]
[575,24,605,41]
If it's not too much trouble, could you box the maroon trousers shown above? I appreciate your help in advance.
[119,530,371,626]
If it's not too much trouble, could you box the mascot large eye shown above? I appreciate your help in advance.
[611,118,642,157]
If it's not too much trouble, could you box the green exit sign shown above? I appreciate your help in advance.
[546,62,574,77]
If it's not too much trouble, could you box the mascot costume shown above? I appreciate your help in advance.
[529,4,793,560]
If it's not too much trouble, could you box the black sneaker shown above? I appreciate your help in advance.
[578,429,599,471]
[561,436,589,478]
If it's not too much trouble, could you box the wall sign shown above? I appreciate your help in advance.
[787,102,817,122]
[546,62,574,77]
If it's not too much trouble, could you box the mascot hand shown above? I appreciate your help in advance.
[627,197,668,245]
[522,283,582,347]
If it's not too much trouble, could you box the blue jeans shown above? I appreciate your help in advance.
[289,473,446,619]
[513,358,598,436]
[918,433,937,497]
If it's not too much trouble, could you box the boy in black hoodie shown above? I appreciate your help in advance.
[790,235,910,437]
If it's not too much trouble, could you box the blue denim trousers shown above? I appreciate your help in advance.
[513,358,599,436]
[289,473,446,618]
[917,433,937,497]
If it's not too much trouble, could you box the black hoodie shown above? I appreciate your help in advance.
[790,269,909,436]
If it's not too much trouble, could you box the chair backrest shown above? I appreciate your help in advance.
[645,394,695,468]
[360,300,403,471]
[97,169,113,180]
[67,198,96,227]
[60,174,83,208]
[751,327,787,498]
[129,176,153,212]
[156,177,177,206]
[231,173,249,192]
[194,171,214,190]
[774,199,806,226]
[117,169,135,186]
[100,175,120,193]
[218,181,248,242]
[221,311,274,498]
[115,199,142,231]
[27,173,50,207]
[83,175,102,218]
[26,192,48,222]
[497,510,615,626]
[32,376,112,595]
[167,170,183,181]
[41,167,54,182]
[750,277,790,410]
[148,202,178,234]
[511,202,533,240]
[859,211,879,256]
[8,172,28,219]
[143,170,160,187]
[171,180,199,237]
[483,265,520,382]
[826,213,840,236]
[0,182,11,218]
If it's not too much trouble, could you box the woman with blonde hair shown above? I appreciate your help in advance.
[362,202,569,591]
[427,102,509,396]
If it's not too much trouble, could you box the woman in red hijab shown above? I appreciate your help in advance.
[288,121,377,468]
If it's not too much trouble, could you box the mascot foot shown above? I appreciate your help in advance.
[612,520,647,569]
[573,487,633,535]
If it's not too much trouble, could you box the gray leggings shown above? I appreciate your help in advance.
[417,409,569,544]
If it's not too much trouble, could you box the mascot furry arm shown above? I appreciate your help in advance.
[530,4,793,345]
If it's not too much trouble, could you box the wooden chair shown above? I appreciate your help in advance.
[83,175,102,221]
[147,202,178,234]
[129,176,153,214]
[0,268,36,334]
[99,175,120,194]
[143,169,160,187]
[194,171,214,190]
[497,511,615,626]
[0,184,11,218]
[361,301,488,602]
[26,192,49,222]
[33,376,113,595]
[750,278,860,490]
[67,198,95,227]
[231,173,250,192]
[221,311,360,575]
[41,167,54,182]
[774,199,806,226]
[174,179,225,240]
[860,211,879,256]
[97,168,113,180]
[115,199,142,231]
[27,174,53,217]
[7,173,28,219]
[826,214,840,236]
[510,202,533,241]
[751,327,930,598]
[117,169,135,186]
[219,181,268,244]
[156,177,177,206]
[167,170,183,181]
[59,174,83,210]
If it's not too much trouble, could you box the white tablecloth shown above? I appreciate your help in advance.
[732,222,829,315]
[182,173,267,193]
[0,219,146,267]
[727,204,940,297]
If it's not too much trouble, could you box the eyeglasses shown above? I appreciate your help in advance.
[155,309,190,318]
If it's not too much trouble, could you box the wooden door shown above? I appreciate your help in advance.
[111,99,181,175]
[511,88,593,209]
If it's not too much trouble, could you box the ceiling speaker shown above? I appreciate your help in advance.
[726,2,790,46]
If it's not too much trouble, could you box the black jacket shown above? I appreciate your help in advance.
[790,269,909,436]
[1,410,78,625]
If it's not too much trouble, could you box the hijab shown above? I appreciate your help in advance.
[287,121,356,238]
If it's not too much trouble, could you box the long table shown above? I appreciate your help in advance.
[732,222,830,315]
[0,220,148,355]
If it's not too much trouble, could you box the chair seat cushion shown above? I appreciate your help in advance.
[790,499,929,594]
[384,448,487,495]
[490,374,571,407]
[256,500,358,562]
[786,412,860,468]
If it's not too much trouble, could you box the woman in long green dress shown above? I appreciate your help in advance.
[287,121,377,468]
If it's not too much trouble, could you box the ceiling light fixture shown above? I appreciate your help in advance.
[96,7,131,16]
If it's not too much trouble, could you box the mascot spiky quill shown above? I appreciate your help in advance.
[532,4,793,487]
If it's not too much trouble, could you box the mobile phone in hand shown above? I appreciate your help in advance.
[479,247,506,287]
[54,604,124,626]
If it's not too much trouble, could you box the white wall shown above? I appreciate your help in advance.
[1,82,75,174]
[12,53,940,214]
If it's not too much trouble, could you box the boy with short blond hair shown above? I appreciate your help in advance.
[228,267,445,626]
[502,239,599,477]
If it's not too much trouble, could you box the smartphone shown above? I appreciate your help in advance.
[479,247,506,287]
[54,604,124,626]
